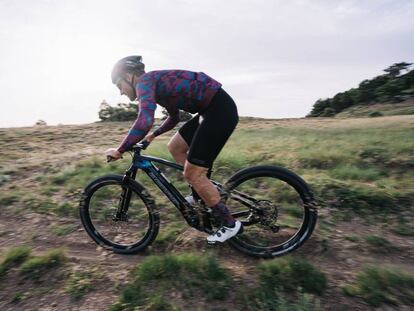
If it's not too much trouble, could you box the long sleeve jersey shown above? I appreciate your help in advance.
[117,70,222,153]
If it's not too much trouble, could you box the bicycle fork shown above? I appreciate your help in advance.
[113,169,137,221]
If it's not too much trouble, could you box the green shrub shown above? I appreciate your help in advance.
[0,246,31,277]
[343,265,414,306]
[20,249,65,279]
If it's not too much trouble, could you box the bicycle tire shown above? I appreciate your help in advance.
[79,174,159,254]
[224,165,317,258]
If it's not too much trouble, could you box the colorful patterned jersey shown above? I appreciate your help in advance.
[117,70,222,153]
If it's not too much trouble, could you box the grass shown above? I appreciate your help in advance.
[392,219,414,236]
[344,235,359,242]
[111,254,325,311]
[343,265,414,306]
[256,257,327,295]
[312,180,400,215]
[241,292,322,311]
[154,222,185,248]
[20,249,66,280]
[364,235,394,250]
[238,257,325,311]
[110,253,231,310]
[50,223,77,236]
[1,116,414,308]
[2,116,413,221]
[0,246,31,277]
[335,102,414,118]
[64,266,102,300]
[329,165,386,181]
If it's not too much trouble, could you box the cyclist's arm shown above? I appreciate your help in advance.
[117,79,157,153]
[153,109,180,137]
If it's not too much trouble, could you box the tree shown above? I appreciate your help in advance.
[98,100,113,121]
[35,120,47,126]
[383,62,412,78]
[98,100,137,122]
[160,108,193,122]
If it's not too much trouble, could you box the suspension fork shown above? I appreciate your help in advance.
[114,168,138,220]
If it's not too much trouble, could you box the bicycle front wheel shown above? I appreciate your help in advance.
[80,175,159,254]
[224,166,317,258]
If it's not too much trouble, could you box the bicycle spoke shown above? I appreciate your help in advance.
[88,183,150,246]
[226,176,306,250]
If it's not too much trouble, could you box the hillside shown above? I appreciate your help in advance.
[308,62,414,117]
[0,116,413,310]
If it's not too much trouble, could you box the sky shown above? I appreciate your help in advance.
[0,0,413,127]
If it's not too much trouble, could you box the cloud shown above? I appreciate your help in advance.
[0,0,413,126]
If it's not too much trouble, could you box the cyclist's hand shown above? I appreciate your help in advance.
[105,148,122,162]
[144,133,156,143]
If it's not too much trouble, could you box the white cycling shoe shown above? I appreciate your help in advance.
[207,220,243,244]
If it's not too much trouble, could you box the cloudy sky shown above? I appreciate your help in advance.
[0,0,413,127]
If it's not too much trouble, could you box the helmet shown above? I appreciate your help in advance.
[111,55,145,84]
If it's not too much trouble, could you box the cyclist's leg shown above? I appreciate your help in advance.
[167,132,189,166]
[167,115,199,166]
[183,161,220,206]
[183,88,239,230]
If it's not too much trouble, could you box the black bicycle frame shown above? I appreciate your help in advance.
[119,149,214,232]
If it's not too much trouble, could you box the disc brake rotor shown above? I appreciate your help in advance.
[254,200,280,232]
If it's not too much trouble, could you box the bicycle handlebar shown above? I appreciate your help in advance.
[135,140,151,150]
[106,140,151,163]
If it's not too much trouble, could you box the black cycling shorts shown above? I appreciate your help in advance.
[178,88,239,168]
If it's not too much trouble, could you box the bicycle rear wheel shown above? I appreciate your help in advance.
[224,166,317,258]
[80,175,159,254]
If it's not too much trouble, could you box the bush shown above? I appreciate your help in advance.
[343,265,414,306]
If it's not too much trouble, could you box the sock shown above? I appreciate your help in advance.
[211,202,236,227]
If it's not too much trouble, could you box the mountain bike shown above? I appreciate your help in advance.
[79,141,318,258]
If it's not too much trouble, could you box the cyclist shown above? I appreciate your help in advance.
[105,56,242,243]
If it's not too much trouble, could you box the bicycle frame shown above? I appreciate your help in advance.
[119,147,214,232]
